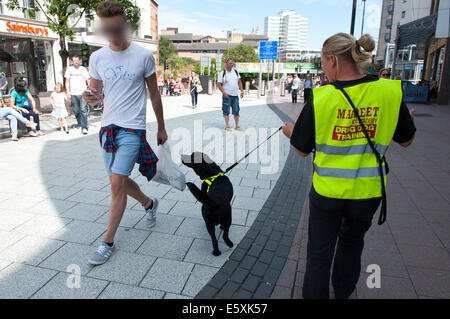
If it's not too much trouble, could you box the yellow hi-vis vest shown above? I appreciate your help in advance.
[312,79,403,200]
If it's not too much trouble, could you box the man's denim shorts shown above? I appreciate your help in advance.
[222,95,240,116]
[101,130,140,177]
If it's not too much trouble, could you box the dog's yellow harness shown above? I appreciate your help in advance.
[203,173,224,193]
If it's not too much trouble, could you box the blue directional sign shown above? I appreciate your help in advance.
[259,41,278,60]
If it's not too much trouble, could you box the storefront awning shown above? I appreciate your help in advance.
[397,14,438,49]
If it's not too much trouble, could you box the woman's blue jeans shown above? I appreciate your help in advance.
[0,107,30,137]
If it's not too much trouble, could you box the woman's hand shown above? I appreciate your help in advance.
[33,109,39,115]
[282,122,294,139]
[21,108,29,114]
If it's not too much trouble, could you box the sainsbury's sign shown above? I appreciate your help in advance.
[6,20,49,37]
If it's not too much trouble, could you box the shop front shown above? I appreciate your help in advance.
[0,17,58,109]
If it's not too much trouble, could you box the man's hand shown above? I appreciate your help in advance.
[223,92,230,99]
[240,90,244,98]
[157,128,168,146]
[82,88,100,106]
[282,122,294,139]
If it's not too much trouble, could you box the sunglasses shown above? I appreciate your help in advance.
[382,73,391,77]
[101,25,126,36]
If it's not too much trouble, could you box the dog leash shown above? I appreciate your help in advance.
[223,126,283,174]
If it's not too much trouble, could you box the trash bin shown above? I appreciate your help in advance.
[280,81,285,97]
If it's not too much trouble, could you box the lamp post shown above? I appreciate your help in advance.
[361,0,367,35]
[350,0,357,35]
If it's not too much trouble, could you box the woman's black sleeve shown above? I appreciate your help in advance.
[290,99,315,154]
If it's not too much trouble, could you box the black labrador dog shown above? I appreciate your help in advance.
[181,152,234,256]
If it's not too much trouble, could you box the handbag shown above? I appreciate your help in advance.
[333,83,389,225]
[195,80,203,93]
[19,98,32,109]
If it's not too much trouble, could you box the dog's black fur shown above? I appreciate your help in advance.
[181,152,234,256]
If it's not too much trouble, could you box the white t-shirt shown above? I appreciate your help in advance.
[51,92,67,108]
[64,65,89,95]
[218,69,241,96]
[89,42,156,130]
[292,78,301,90]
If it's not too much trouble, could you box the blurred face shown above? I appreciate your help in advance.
[380,70,391,79]
[72,57,80,67]
[100,15,129,47]
[225,59,233,70]
[55,85,62,93]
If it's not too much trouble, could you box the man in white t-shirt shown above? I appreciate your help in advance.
[65,55,90,134]
[83,1,168,266]
[217,58,244,131]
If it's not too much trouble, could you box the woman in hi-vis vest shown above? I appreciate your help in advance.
[282,33,416,299]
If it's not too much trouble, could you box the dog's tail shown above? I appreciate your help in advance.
[186,182,217,207]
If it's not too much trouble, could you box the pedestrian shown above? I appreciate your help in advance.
[158,75,164,96]
[83,1,168,266]
[189,71,200,109]
[0,72,8,95]
[217,58,244,131]
[291,73,301,103]
[9,79,44,137]
[50,82,69,134]
[378,68,391,79]
[0,96,37,141]
[303,73,314,102]
[65,55,90,134]
[282,33,416,299]
[286,75,293,94]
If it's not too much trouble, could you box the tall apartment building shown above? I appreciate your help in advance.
[264,10,308,61]
[376,0,433,64]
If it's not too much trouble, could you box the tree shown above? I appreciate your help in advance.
[6,0,140,76]
[159,36,178,66]
[222,44,259,65]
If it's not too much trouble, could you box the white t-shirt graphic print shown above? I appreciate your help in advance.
[89,42,156,130]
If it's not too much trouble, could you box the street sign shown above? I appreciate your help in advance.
[259,41,278,60]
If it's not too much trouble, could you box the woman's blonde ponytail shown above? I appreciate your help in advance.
[323,33,375,65]
[351,34,375,63]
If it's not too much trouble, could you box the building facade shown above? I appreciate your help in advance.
[161,28,268,62]
[0,0,158,110]
[376,0,433,64]
[264,10,309,61]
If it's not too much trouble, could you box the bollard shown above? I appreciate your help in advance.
[280,81,285,97]
[208,79,213,95]
[245,81,250,95]
[261,80,266,96]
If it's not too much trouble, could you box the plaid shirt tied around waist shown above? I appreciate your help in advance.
[99,124,158,181]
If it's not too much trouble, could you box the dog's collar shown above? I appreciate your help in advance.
[203,173,224,193]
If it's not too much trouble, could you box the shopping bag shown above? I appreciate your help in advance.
[152,143,186,191]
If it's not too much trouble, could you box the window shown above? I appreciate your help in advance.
[401,11,406,18]
[23,0,37,19]
[0,0,3,14]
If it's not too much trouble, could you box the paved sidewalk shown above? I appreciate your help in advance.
[0,92,290,299]
[270,95,450,299]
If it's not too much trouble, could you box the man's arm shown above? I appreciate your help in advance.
[1,80,7,90]
[217,82,229,98]
[65,78,71,99]
[82,78,102,106]
[145,73,168,146]
[238,79,244,98]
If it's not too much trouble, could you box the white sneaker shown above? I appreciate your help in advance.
[145,197,159,228]
[82,128,88,135]
[88,242,115,265]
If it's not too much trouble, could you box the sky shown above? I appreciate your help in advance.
[158,0,383,51]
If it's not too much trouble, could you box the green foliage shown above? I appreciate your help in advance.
[222,44,259,65]
[159,36,178,65]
